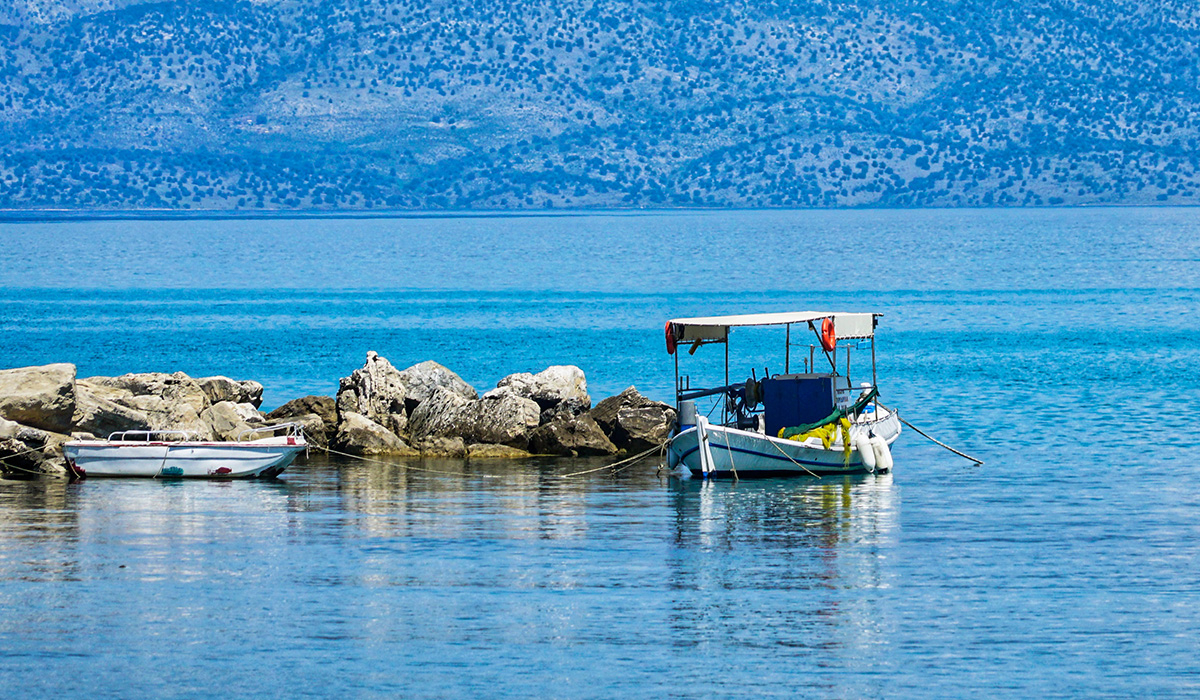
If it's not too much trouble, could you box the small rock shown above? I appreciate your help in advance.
[615,406,676,452]
[197,376,265,408]
[334,411,418,456]
[528,414,618,456]
[0,363,77,434]
[415,436,467,458]
[397,360,477,413]
[466,443,532,459]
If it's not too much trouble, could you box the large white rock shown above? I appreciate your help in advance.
[0,363,77,434]
[490,365,590,411]
[397,360,477,411]
[336,351,408,436]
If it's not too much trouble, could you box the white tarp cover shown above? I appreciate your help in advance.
[669,311,878,341]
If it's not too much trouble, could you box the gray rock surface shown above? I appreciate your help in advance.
[72,381,151,437]
[0,416,69,476]
[200,401,264,441]
[528,414,618,457]
[336,351,408,436]
[415,436,467,458]
[490,365,590,411]
[267,395,337,443]
[0,363,77,434]
[87,372,211,416]
[334,411,417,455]
[588,386,677,452]
[614,405,677,452]
[407,387,472,441]
[197,376,264,408]
[397,360,477,412]
[410,387,540,449]
[539,396,590,425]
[266,413,327,448]
[459,393,542,449]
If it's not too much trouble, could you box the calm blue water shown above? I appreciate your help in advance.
[1,209,1199,697]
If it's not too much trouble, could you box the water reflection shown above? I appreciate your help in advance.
[664,474,899,670]
[0,459,903,697]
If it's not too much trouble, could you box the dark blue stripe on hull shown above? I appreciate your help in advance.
[678,443,862,469]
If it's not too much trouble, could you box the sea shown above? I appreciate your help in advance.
[0,208,1197,697]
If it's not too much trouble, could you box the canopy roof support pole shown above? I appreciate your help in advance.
[785,324,791,374]
[723,336,729,426]
[674,345,680,412]
[871,337,878,413]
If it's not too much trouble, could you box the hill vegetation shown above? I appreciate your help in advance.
[2,0,1199,209]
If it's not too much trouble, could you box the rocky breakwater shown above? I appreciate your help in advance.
[0,353,678,477]
[327,352,677,461]
[0,363,266,476]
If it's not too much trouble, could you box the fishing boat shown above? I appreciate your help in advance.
[665,311,901,478]
[62,423,308,479]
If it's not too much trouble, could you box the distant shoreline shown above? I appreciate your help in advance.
[0,203,1192,224]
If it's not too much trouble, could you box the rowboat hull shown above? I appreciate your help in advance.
[63,437,306,479]
[668,409,901,478]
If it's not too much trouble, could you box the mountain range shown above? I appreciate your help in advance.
[2,0,1199,210]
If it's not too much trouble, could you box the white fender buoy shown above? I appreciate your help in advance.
[855,434,876,472]
[870,435,893,473]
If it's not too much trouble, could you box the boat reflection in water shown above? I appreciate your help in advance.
[665,473,900,677]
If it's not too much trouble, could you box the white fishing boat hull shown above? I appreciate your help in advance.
[668,408,901,478]
[63,436,307,479]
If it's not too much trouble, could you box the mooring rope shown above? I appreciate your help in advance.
[0,445,68,480]
[552,443,665,478]
[897,417,984,465]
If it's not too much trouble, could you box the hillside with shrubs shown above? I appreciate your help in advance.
[1,0,1199,210]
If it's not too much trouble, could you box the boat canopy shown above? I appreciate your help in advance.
[667,311,879,343]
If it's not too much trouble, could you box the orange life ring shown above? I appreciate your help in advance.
[820,317,836,352]
[665,321,677,355]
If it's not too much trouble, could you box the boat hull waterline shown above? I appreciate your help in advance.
[63,438,307,478]
[668,411,901,478]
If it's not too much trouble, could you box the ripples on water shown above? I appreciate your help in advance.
[1,209,1199,696]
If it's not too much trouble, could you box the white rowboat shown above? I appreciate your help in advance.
[63,423,308,479]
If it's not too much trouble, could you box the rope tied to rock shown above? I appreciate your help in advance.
[0,443,69,480]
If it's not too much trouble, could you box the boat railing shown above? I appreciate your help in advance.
[236,422,306,442]
[106,429,203,442]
